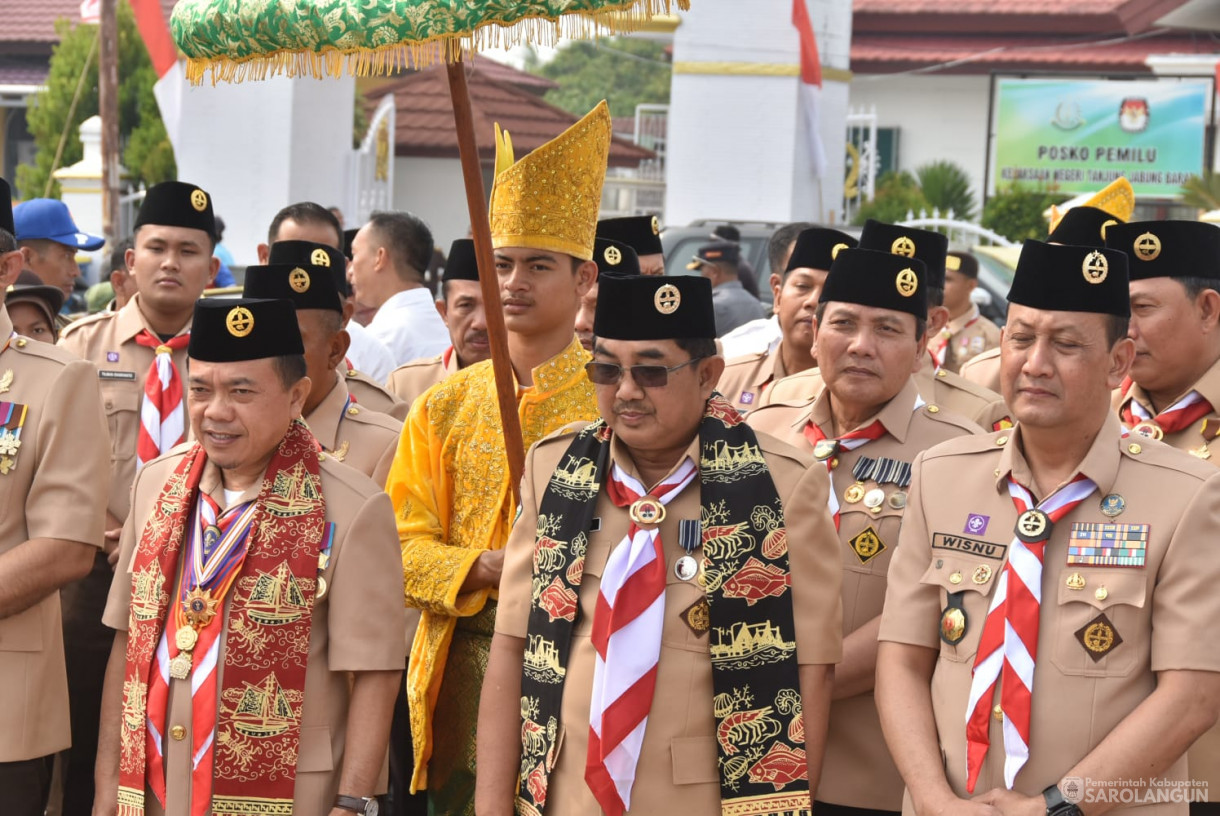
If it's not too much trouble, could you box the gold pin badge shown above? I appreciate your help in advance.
[1066,572,1086,590]
[891,236,916,257]
[604,245,622,266]
[896,268,919,297]
[972,564,992,584]
[949,571,963,585]
[311,247,331,267]
[225,306,254,338]
[1082,251,1109,284]
[940,606,966,645]
[628,497,666,526]
[170,724,187,741]
[1131,421,1163,440]
[844,483,865,504]
[992,704,1004,721]
[1133,232,1162,261]
[1094,586,1108,601]
[651,215,660,235]
[190,189,208,212]
[1100,218,1117,240]
[654,283,681,315]
[289,267,311,293]
[831,242,848,260]
[175,626,198,652]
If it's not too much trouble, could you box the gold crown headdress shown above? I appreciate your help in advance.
[489,100,612,262]
[1047,177,1136,233]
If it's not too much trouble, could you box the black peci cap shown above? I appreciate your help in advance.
[593,274,715,340]
[188,298,305,362]
[444,239,479,282]
[820,248,928,319]
[1048,206,1121,248]
[597,215,663,257]
[243,263,342,313]
[594,238,640,277]
[1104,220,1220,282]
[859,219,948,290]
[1007,240,1129,317]
[786,227,858,273]
[269,240,349,297]
[134,181,216,238]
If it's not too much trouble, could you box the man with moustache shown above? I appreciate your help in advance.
[574,237,641,352]
[477,273,842,816]
[259,202,398,387]
[58,181,218,815]
[877,239,1220,816]
[718,227,856,412]
[748,247,980,816]
[387,239,491,407]
[383,102,610,815]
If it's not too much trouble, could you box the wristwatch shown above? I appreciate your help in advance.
[334,795,380,816]
[1044,783,1083,816]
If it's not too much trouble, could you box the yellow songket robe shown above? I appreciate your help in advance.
[385,336,597,793]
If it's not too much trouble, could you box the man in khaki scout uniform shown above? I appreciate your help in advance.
[94,297,406,816]
[765,221,1007,429]
[575,236,641,352]
[0,178,110,815]
[57,180,218,814]
[243,247,403,485]
[387,239,490,407]
[748,247,980,816]
[876,239,1220,816]
[477,273,842,816]
[929,251,1000,373]
[958,204,1126,397]
[1105,219,1220,813]
[719,227,856,412]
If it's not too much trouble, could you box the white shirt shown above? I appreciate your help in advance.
[345,320,397,384]
[366,288,450,367]
[718,315,782,359]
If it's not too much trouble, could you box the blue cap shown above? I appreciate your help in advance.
[13,198,104,251]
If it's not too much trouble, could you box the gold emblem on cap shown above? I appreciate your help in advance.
[604,245,622,266]
[651,215,660,235]
[289,267,311,293]
[226,306,254,338]
[1100,218,1117,240]
[311,248,331,267]
[895,268,919,297]
[1082,251,1108,285]
[1133,231,1161,262]
[891,236,916,257]
[654,283,681,315]
[190,189,208,212]
[831,242,848,260]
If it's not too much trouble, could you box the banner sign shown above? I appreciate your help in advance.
[990,77,1211,198]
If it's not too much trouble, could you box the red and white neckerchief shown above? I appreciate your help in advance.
[1119,379,1213,438]
[135,331,190,469]
[146,494,256,815]
[803,394,924,530]
[586,457,698,816]
[965,474,1097,792]
[933,312,982,368]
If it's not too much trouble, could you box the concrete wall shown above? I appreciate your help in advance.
[848,74,997,211]
[390,156,490,253]
[666,0,852,226]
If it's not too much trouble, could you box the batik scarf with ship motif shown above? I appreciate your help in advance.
[117,419,326,816]
[516,395,812,816]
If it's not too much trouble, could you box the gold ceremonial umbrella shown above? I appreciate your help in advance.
[173,0,689,498]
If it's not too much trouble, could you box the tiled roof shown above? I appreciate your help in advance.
[853,0,1193,35]
[365,62,653,167]
[4,0,177,43]
[851,31,1220,73]
[0,56,49,87]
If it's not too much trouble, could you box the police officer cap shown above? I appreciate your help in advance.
[1007,240,1129,317]
[189,298,305,362]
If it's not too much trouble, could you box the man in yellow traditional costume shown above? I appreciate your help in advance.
[384,101,612,816]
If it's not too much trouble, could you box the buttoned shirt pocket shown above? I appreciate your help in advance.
[839,491,905,578]
[100,383,140,464]
[1050,568,1147,677]
[663,549,709,653]
[671,735,720,785]
[919,554,999,663]
[0,601,43,652]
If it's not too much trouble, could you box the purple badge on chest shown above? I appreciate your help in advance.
[965,514,990,535]
[739,391,755,405]
[106,351,119,363]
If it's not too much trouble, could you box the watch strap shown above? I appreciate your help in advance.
[334,795,369,814]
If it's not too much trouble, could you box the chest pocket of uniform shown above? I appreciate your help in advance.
[1050,568,1146,678]
[0,600,44,652]
[100,385,140,463]
[839,490,905,576]
[918,554,1000,663]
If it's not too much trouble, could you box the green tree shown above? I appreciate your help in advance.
[852,171,930,226]
[526,38,671,118]
[17,0,174,200]
[1180,172,1220,212]
[915,160,976,221]
[981,183,1069,243]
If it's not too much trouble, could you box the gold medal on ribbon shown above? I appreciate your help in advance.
[175,626,198,652]
[169,651,193,680]
[184,586,220,628]
[844,483,865,504]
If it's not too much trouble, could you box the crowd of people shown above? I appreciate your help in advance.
[2,96,1220,816]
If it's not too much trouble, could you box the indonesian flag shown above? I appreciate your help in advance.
[80,0,100,24]
[131,0,186,152]
[793,0,827,179]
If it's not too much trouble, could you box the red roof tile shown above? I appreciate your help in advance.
[851,30,1220,73]
[4,0,177,44]
[365,62,652,167]
[853,0,1193,35]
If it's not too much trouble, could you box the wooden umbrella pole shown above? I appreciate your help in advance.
[445,57,526,503]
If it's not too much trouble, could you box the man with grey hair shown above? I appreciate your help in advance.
[349,211,449,365]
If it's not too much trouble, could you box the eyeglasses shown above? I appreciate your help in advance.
[584,357,707,388]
